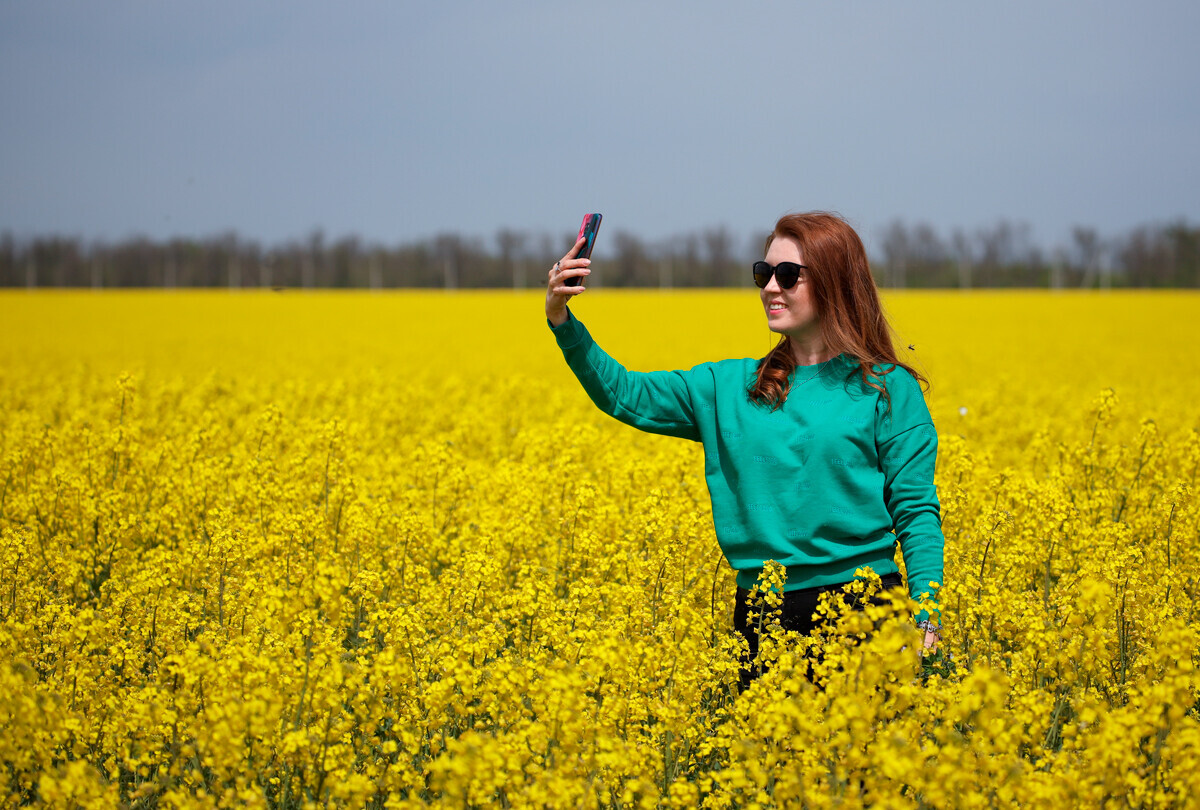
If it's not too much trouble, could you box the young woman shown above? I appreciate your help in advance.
[545,212,944,692]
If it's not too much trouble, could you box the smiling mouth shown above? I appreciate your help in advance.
[769,304,786,311]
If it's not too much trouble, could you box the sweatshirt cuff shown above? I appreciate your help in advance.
[547,307,586,349]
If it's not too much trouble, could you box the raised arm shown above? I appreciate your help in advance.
[545,243,700,441]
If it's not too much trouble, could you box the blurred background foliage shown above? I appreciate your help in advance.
[3,218,1198,290]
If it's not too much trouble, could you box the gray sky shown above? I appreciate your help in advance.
[2,1,1197,258]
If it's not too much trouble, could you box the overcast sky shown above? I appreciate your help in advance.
[2,1,1197,258]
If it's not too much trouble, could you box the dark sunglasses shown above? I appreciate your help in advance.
[752,261,809,289]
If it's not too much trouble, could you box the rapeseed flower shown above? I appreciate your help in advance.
[0,290,1198,807]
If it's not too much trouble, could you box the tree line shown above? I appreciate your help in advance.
[2,219,1197,289]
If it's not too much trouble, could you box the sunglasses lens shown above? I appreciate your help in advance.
[753,261,803,289]
[775,263,800,289]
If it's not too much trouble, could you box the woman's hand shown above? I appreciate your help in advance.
[545,236,591,327]
[922,629,939,652]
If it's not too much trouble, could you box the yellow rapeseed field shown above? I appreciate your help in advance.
[1,289,1198,808]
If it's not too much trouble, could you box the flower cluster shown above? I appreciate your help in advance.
[0,290,1197,808]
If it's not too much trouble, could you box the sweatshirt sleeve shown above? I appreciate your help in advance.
[548,308,701,441]
[875,367,945,624]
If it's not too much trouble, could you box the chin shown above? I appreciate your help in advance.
[764,314,789,330]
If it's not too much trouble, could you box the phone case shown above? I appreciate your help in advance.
[567,213,602,287]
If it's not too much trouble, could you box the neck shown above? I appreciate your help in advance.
[787,334,837,367]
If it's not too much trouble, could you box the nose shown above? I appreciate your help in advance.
[762,270,782,294]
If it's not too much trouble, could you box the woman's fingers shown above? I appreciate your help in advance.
[551,274,589,294]
[546,236,592,309]
[549,273,590,297]
[545,260,589,324]
[545,236,593,321]
[547,260,591,284]
[549,237,591,281]
[564,235,587,260]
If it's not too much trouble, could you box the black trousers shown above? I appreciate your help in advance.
[733,571,904,693]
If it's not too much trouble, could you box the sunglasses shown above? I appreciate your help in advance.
[753,261,809,290]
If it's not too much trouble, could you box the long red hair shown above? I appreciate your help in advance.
[748,212,928,410]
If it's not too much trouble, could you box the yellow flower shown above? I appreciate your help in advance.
[2,289,1200,807]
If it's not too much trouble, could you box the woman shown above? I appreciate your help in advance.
[545,212,943,692]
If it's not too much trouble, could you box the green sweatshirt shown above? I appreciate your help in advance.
[549,308,944,623]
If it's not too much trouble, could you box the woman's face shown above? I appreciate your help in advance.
[760,236,819,341]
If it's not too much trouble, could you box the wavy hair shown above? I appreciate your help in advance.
[748,212,928,411]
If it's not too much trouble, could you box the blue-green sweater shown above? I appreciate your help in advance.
[549,308,944,622]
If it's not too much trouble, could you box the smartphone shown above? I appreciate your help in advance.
[567,213,602,287]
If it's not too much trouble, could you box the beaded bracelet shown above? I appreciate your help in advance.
[916,620,942,638]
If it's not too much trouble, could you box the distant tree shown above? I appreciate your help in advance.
[89,243,104,289]
[6,218,1198,289]
[908,223,950,286]
[1049,248,1066,290]
[975,221,1012,283]
[528,234,556,288]
[655,235,681,289]
[220,232,242,289]
[1114,221,1200,288]
[0,233,14,286]
[1072,226,1103,289]
[610,230,646,286]
[329,236,362,288]
[1163,220,1200,287]
[675,233,702,288]
[301,230,324,289]
[951,228,973,290]
[431,233,491,288]
[881,220,910,288]
[260,251,276,289]
[166,243,180,288]
[496,229,528,289]
[25,249,37,289]
[367,250,383,291]
[702,226,735,286]
[433,234,462,290]
[974,220,1039,286]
